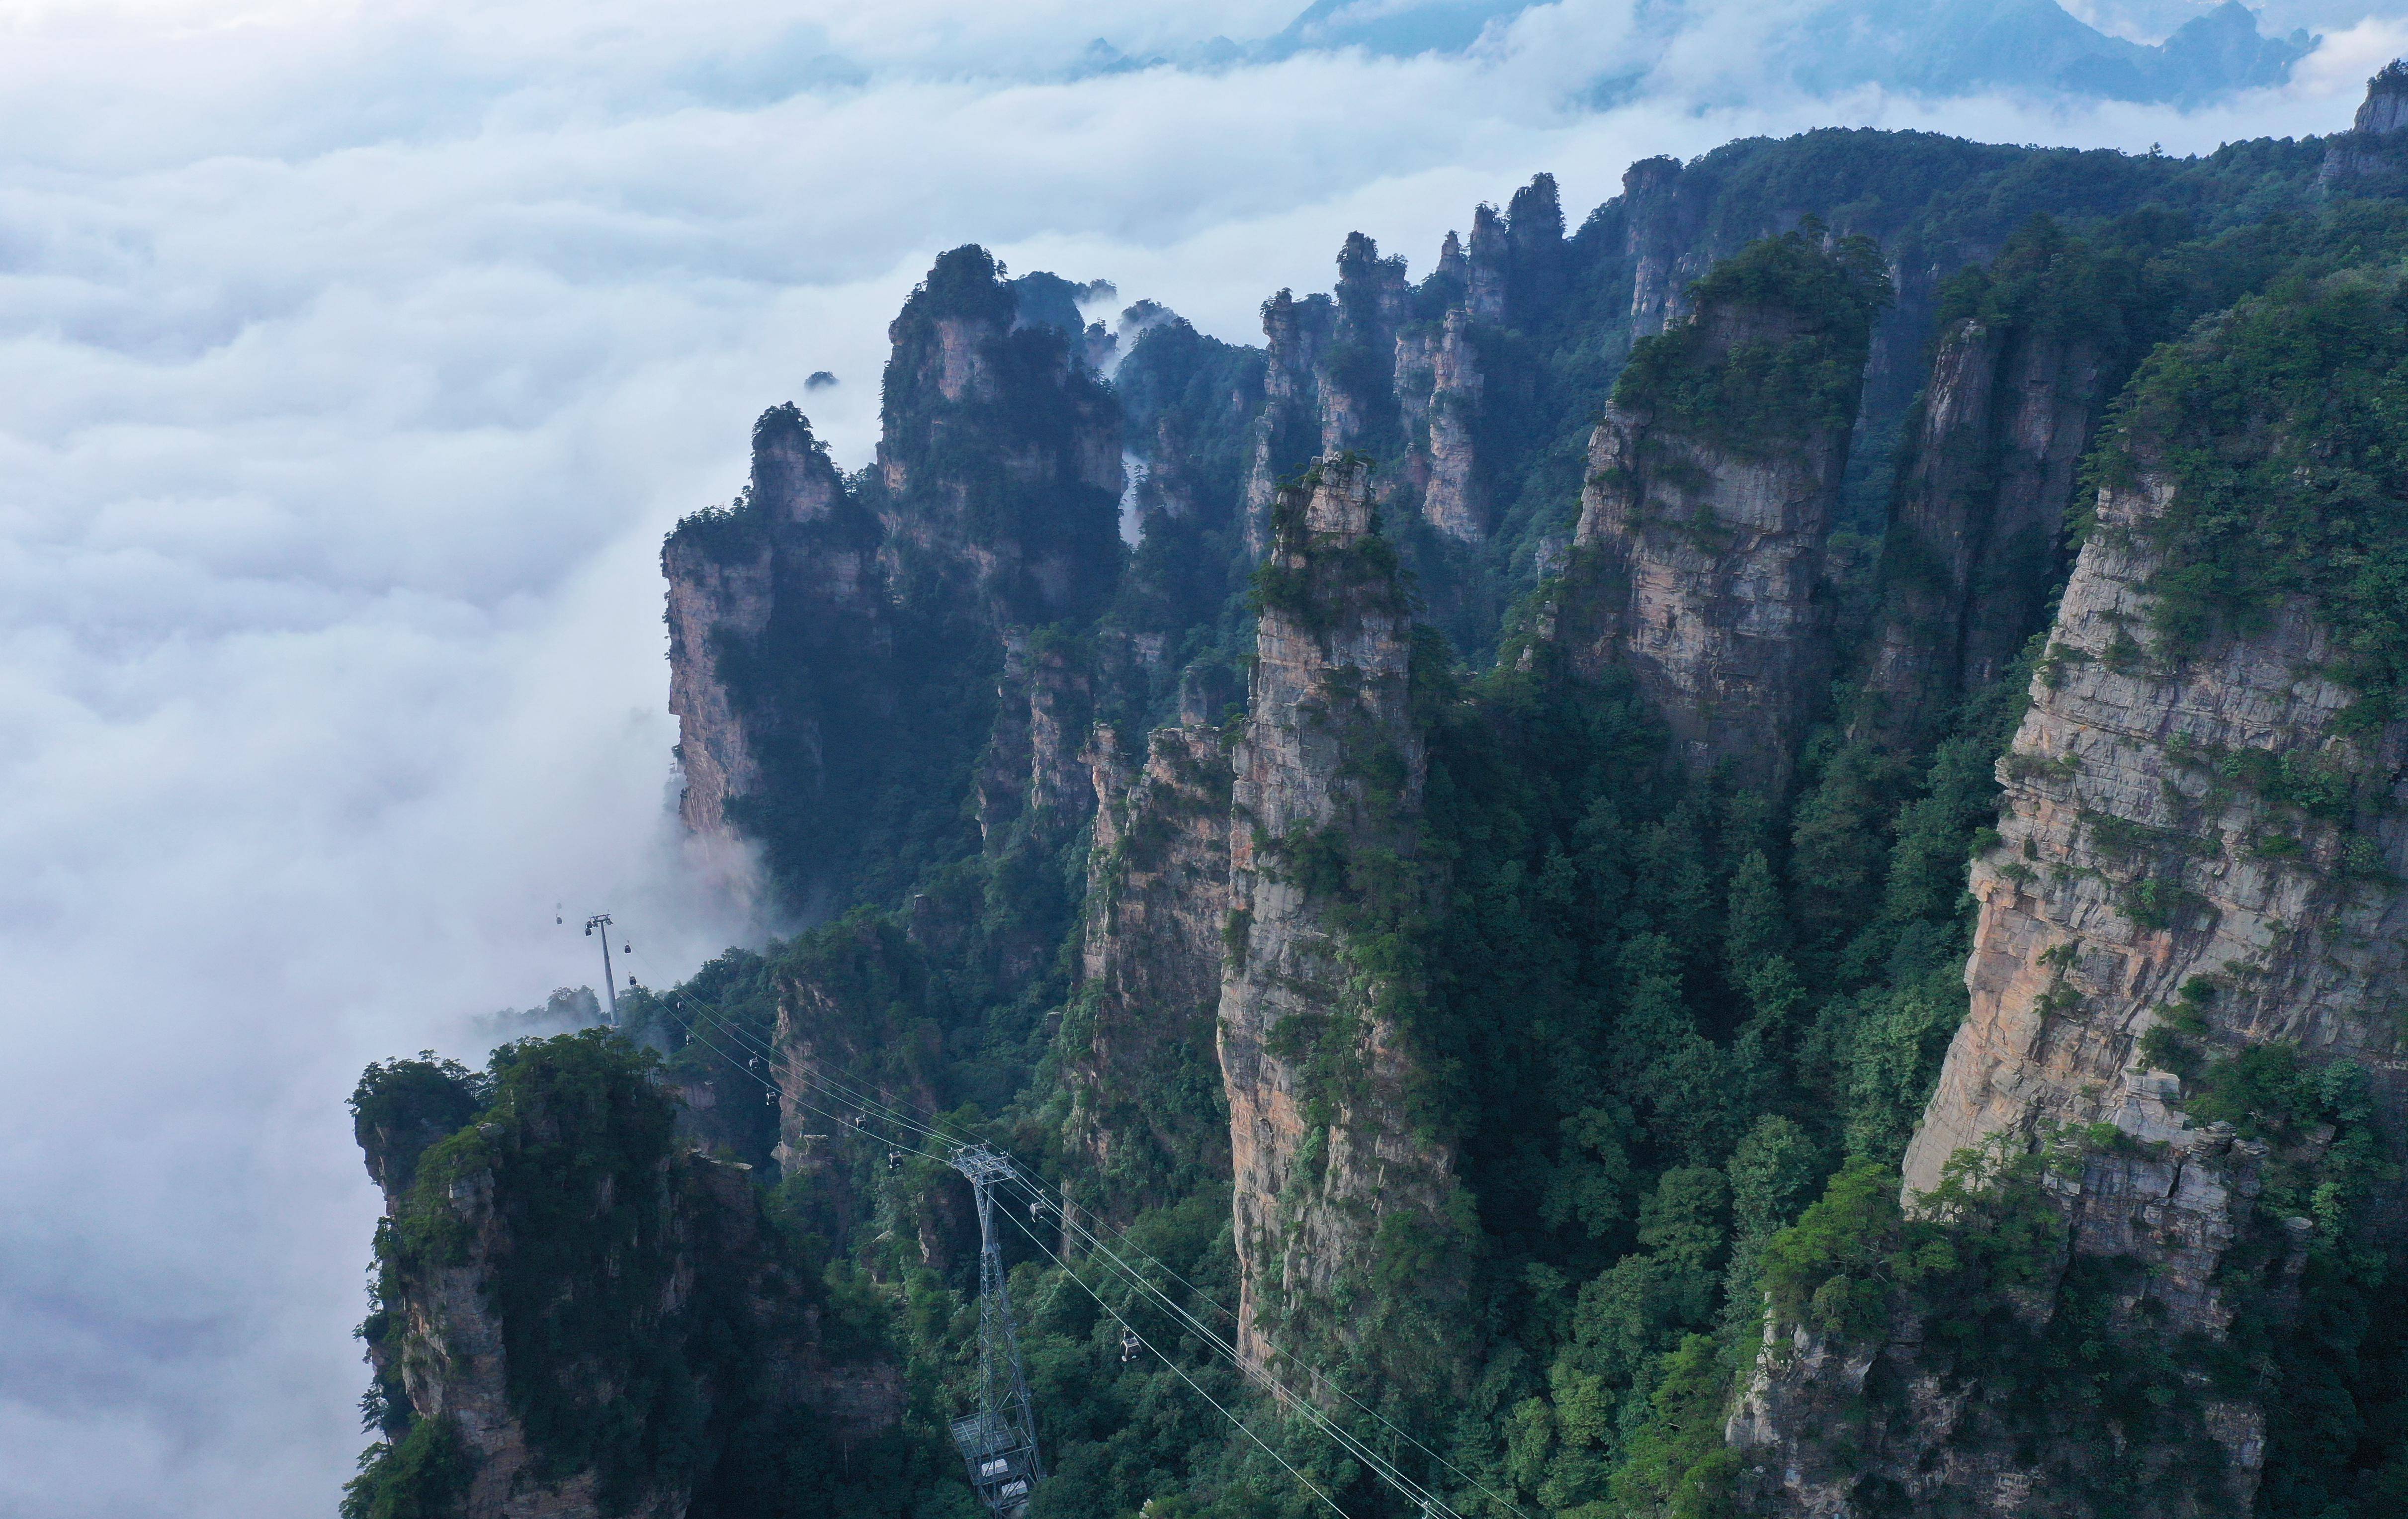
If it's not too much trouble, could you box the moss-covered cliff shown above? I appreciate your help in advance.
[344,1034,934,1519]
[349,62,2408,1519]
[1729,259,2408,1519]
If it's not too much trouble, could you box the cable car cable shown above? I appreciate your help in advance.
[614,935,1510,1519]
[992,1202,1352,1519]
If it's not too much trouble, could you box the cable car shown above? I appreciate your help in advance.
[1120,1329,1140,1363]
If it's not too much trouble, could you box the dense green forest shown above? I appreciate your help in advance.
[350,98,2408,1519]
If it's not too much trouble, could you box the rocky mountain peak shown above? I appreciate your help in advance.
[1435,226,1466,281]
[1551,230,1884,792]
[747,402,843,524]
[2356,57,2408,136]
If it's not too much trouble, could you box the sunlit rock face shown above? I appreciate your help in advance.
[1733,469,2408,1518]
[1216,455,1465,1386]
[1907,469,2408,1226]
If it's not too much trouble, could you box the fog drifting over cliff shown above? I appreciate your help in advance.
[3,0,2405,1513]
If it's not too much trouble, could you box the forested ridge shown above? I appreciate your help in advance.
[345,71,2408,1519]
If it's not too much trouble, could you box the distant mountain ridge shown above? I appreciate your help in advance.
[1083,0,2316,106]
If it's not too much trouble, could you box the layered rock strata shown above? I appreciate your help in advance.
[1733,471,2408,1514]
[1060,720,1236,1206]
[1217,455,1462,1378]
[1554,294,1861,792]
[1905,471,2408,1210]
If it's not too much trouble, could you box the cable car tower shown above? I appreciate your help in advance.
[947,1145,1042,1516]
[583,913,617,1026]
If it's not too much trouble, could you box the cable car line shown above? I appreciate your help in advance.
[650,1002,954,1168]
[618,947,966,1151]
[639,974,1501,1517]
[991,1201,1352,1519]
[631,967,1508,1518]
[1041,1185,1520,1519]
[1031,1195,1464,1519]
[649,997,1471,1519]
[601,927,1518,1519]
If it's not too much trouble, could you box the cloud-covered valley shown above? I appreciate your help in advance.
[3,1,2406,1513]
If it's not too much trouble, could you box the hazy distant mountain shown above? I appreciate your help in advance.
[1790,0,2311,103]
[1231,0,2313,103]
[1258,0,1532,59]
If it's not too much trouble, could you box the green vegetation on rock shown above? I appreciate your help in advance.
[1613,226,1893,455]
[2100,265,2408,728]
[361,103,2408,1519]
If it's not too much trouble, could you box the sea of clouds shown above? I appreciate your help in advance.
[1,1,2403,1513]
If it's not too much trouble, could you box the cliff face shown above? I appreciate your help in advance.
[1552,241,1882,792]
[976,631,1098,843]
[352,1037,902,1519]
[1231,177,1566,556]
[876,248,1124,627]
[1319,232,1412,465]
[664,405,873,850]
[663,541,772,839]
[1396,306,1487,542]
[1561,396,1841,793]
[1854,314,2106,749]
[1216,455,1465,1381]
[1732,469,2408,1516]
[1393,176,1562,545]
[662,247,1125,909]
[1621,156,1705,337]
[1059,719,1236,1207]
[2320,61,2408,192]
[1239,290,1337,558]
[1906,469,2408,1208]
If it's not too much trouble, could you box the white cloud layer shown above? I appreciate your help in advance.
[1,2,2403,1514]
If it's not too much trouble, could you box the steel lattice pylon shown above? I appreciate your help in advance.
[947,1146,1042,1516]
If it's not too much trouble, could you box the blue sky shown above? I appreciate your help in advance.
[2,2,2405,1514]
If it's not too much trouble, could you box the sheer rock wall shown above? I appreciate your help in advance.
[1554,301,1855,793]
[1732,470,2408,1515]
[1216,456,1461,1375]
[1905,471,2408,1207]
[1060,721,1236,1206]
[1853,315,2107,750]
